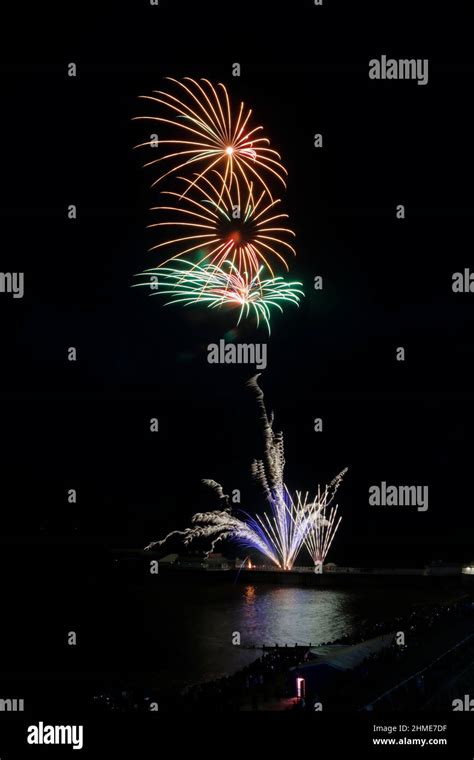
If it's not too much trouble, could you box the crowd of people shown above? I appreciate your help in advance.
[297,597,474,711]
[180,646,306,711]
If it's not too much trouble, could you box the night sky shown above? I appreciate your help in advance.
[0,2,474,716]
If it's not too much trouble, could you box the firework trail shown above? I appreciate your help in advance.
[133,261,303,334]
[134,77,287,199]
[145,377,347,569]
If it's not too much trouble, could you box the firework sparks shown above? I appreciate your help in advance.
[134,260,303,334]
[133,76,302,326]
[305,503,342,566]
[245,376,346,569]
[145,484,329,570]
[145,171,296,279]
[244,486,332,571]
[134,77,287,199]
[300,468,347,566]
[145,376,347,570]
[145,504,283,568]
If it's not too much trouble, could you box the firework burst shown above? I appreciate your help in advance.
[133,77,302,327]
[134,77,287,199]
[145,376,347,570]
[146,171,296,279]
[134,261,303,334]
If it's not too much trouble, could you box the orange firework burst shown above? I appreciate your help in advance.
[147,171,296,279]
[134,77,287,199]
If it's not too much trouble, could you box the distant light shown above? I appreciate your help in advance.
[296,677,305,699]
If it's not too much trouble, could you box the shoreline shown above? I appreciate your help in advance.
[91,590,473,712]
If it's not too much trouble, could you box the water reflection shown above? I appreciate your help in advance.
[244,585,256,604]
[238,585,354,647]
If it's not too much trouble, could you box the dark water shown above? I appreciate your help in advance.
[144,577,456,692]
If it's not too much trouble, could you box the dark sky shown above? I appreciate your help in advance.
[1,4,474,726]
[1,2,473,568]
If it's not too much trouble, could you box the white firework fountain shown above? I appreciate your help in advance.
[146,375,347,569]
